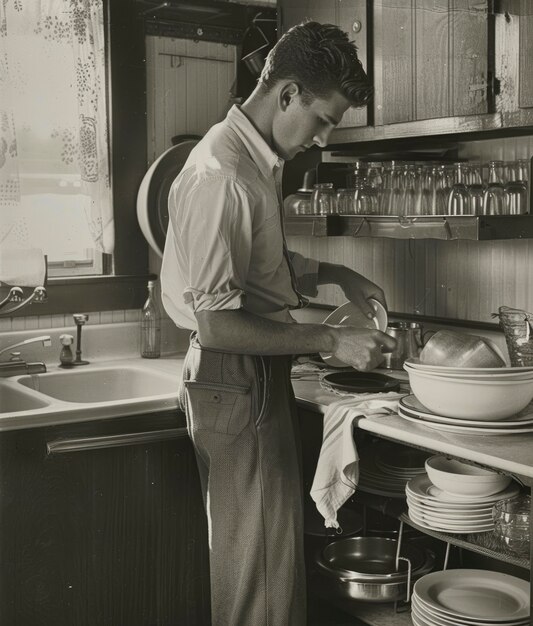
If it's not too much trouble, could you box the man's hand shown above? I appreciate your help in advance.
[318,262,387,320]
[339,269,387,319]
[329,327,396,371]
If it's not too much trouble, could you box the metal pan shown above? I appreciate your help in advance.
[313,537,435,603]
[316,537,428,581]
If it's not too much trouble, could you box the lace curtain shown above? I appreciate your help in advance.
[0,0,114,254]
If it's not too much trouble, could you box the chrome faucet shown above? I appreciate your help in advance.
[71,314,89,366]
[0,334,51,377]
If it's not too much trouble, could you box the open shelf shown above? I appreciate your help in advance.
[350,490,529,570]
[284,214,533,240]
[400,512,530,570]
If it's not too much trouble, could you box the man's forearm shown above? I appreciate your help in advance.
[196,308,337,356]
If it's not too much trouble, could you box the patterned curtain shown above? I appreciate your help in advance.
[0,0,113,253]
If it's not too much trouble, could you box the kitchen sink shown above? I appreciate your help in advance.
[0,384,50,413]
[17,365,178,403]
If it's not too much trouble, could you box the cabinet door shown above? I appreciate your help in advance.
[278,0,369,128]
[496,0,533,116]
[378,0,490,125]
[518,0,533,109]
[0,413,210,626]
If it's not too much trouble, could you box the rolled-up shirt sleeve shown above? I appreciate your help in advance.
[288,250,319,298]
[172,175,253,314]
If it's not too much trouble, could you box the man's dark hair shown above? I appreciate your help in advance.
[259,21,372,107]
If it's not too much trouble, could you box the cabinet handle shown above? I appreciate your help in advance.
[46,427,189,455]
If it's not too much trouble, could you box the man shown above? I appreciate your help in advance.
[161,21,396,626]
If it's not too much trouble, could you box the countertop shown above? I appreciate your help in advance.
[292,376,533,483]
[3,351,533,483]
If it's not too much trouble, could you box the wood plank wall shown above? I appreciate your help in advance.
[287,136,533,324]
[145,35,238,285]
[145,35,238,164]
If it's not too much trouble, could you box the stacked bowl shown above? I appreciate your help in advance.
[406,456,519,534]
[402,330,533,432]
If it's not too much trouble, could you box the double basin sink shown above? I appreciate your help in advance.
[0,358,183,429]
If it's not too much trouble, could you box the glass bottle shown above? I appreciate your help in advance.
[141,279,161,358]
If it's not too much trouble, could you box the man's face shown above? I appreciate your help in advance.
[272,88,352,161]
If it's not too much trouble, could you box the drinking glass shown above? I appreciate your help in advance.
[504,159,529,215]
[400,164,417,215]
[381,161,403,216]
[417,164,443,215]
[483,183,506,215]
[487,159,506,184]
[447,163,470,215]
[505,181,528,215]
[353,184,378,215]
[349,162,368,188]
[311,183,336,215]
[467,184,485,215]
[336,188,356,215]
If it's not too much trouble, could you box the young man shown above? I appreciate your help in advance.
[161,21,396,626]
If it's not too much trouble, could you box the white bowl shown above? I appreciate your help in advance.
[404,358,533,375]
[320,299,388,368]
[406,368,533,420]
[403,361,533,381]
[425,456,512,497]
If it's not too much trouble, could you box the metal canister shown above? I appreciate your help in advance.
[383,321,422,369]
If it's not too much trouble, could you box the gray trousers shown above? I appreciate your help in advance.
[179,334,306,626]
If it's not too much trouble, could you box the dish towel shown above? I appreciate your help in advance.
[0,248,46,287]
[310,392,405,529]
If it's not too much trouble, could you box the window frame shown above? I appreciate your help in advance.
[2,0,152,317]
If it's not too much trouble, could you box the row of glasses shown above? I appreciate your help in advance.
[309,159,530,216]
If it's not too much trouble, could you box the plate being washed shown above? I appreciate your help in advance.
[320,299,388,368]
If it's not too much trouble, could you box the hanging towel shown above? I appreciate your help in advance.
[310,391,405,529]
[0,248,46,287]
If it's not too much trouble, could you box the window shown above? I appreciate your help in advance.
[0,0,112,277]
[0,0,150,315]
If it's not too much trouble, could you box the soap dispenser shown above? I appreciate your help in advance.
[59,333,74,367]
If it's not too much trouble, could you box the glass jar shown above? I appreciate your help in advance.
[311,183,336,215]
[336,188,356,215]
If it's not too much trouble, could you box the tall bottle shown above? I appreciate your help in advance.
[140,280,161,358]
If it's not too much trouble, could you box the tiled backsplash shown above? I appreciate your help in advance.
[0,309,141,333]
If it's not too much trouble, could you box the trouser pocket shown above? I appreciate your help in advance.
[184,380,252,436]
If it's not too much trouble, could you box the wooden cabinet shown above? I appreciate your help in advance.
[377,0,489,125]
[278,0,533,142]
[0,412,210,626]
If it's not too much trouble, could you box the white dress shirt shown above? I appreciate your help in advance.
[161,105,319,330]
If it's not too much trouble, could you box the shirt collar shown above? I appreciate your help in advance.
[226,105,283,179]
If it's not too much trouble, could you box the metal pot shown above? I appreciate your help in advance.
[313,537,435,603]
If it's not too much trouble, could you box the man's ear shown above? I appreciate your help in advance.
[279,82,300,111]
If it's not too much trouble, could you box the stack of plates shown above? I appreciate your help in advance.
[406,474,519,534]
[411,569,530,626]
[398,395,533,435]
[358,442,428,498]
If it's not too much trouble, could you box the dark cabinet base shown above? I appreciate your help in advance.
[0,412,210,626]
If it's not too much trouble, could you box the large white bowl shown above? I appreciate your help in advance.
[404,358,533,375]
[406,368,533,420]
[425,456,512,497]
[404,360,533,381]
